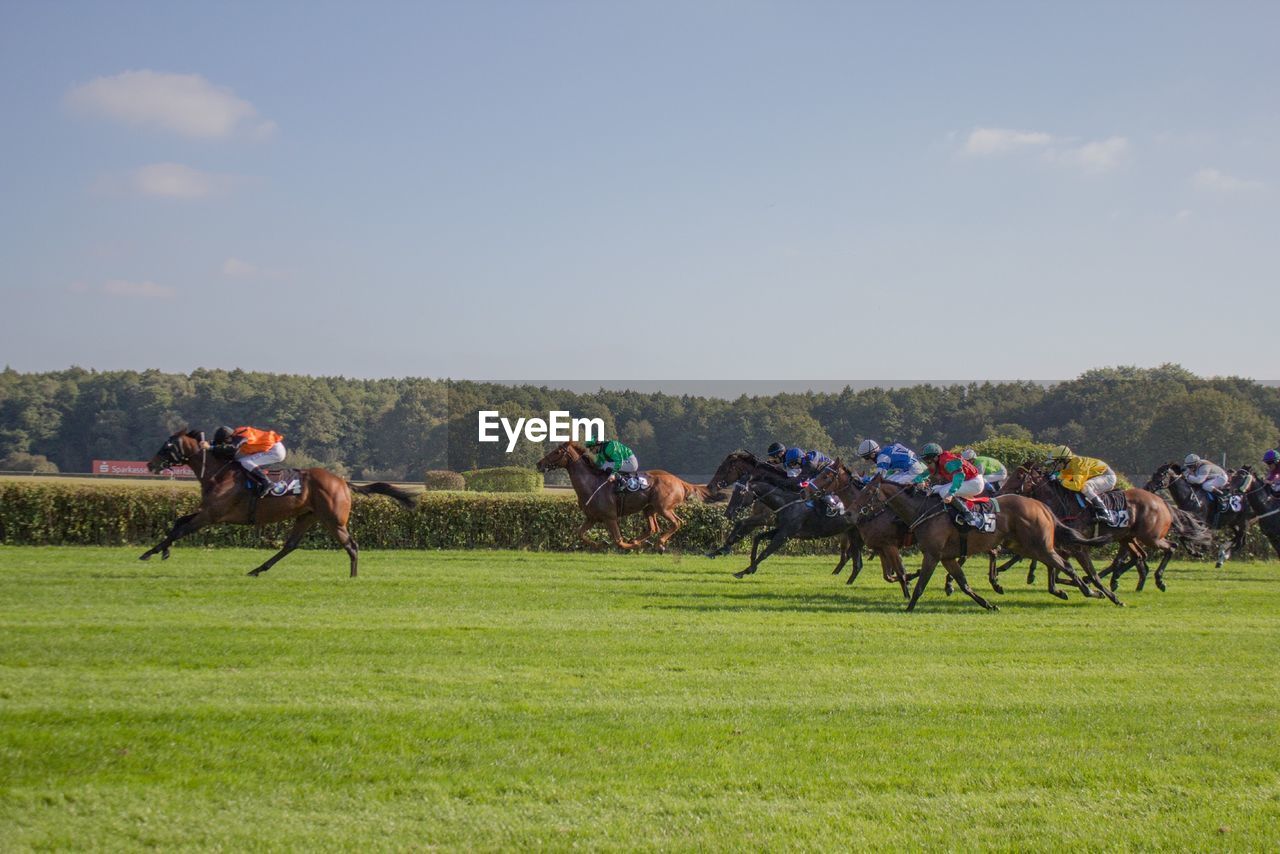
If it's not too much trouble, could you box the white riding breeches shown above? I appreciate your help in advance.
[1194,473,1229,493]
[238,442,286,472]
[885,462,928,485]
[601,454,639,474]
[932,476,986,501]
[1080,471,1117,503]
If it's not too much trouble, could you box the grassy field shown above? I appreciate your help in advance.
[1,547,1277,850]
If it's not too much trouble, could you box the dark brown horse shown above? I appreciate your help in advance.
[848,476,1113,611]
[807,460,919,598]
[140,431,418,576]
[535,441,707,551]
[1145,462,1252,567]
[1240,467,1280,558]
[1002,460,1210,592]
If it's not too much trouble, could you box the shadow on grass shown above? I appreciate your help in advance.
[635,588,1082,615]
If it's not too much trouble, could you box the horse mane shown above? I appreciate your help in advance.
[564,441,609,474]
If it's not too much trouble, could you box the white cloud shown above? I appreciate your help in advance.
[66,70,275,139]
[222,257,259,277]
[1046,137,1130,173]
[103,279,176,299]
[962,127,1054,156]
[125,162,238,199]
[1191,168,1263,193]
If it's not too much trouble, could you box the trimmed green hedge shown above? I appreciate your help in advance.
[0,482,1273,559]
[422,470,466,491]
[461,467,543,493]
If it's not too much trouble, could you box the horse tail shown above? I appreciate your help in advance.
[1168,508,1213,553]
[684,481,711,502]
[1053,521,1112,547]
[350,481,419,510]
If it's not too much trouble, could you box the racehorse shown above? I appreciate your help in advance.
[848,475,1114,611]
[1145,462,1252,566]
[704,450,806,557]
[139,430,418,576]
[1240,467,1280,559]
[535,441,707,551]
[1002,461,1211,592]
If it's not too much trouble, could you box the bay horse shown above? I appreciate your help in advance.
[1145,462,1251,567]
[1002,460,1210,592]
[848,475,1114,611]
[704,450,803,557]
[139,430,418,576]
[535,442,707,551]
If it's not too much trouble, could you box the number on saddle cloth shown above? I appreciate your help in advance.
[950,496,999,533]
[243,469,304,496]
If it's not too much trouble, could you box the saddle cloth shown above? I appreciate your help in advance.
[244,468,304,496]
[1075,489,1130,527]
[619,473,651,492]
[948,496,999,533]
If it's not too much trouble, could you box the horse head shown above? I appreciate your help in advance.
[725,479,757,519]
[147,430,203,474]
[1001,459,1045,496]
[708,450,758,491]
[535,441,581,473]
[807,458,850,496]
[1144,462,1182,493]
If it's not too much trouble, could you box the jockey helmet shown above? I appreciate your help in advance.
[1183,453,1202,467]
[920,442,942,459]
[1264,449,1279,465]
[1047,445,1073,461]
[766,442,786,459]
[784,448,803,468]
[961,448,977,461]
[213,426,234,444]
[857,439,880,459]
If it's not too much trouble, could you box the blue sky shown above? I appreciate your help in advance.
[1,1,1276,380]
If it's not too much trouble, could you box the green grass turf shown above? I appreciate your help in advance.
[1,547,1277,851]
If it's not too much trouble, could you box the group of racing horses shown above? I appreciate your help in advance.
[139,431,1280,610]
[535,441,1280,612]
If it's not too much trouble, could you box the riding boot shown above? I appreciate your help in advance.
[248,467,274,496]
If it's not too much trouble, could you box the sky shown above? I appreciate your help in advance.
[1,1,1277,381]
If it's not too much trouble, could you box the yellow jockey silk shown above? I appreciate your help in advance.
[1059,456,1110,492]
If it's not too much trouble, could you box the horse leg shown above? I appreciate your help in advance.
[139,511,208,561]
[906,554,939,612]
[575,518,604,551]
[1106,547,1137,591]
[994,552,1023,575]
[1153,541,1175,591]
[653,508,683,552]
[247,514,317,576]
[1026,560,1038,586]
[890,550,911,599]
[708,517,760,558]
[942,558,998,611]
[735,529,782,579]
[988,550,1005,595]
[603,517,635,551]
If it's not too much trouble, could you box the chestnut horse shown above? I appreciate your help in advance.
[1002,461,1210,592]
[847,476,1113,611]
[535,442,707,551]
[139,430,418,576]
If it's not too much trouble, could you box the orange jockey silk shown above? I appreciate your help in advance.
[232,426,284,455]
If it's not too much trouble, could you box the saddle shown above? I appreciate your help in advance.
[244,468,305,497]
[1074,489,1130,528]
[947,495,999,533]
[615,472,651,493]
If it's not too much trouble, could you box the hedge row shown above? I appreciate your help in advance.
[0,481,1275,559]
[460,466,543,493]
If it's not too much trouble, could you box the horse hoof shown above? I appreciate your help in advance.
[247,569,263,577]
[704,552,718,559]
[161,549,171,561]
[1156,581,1167,592]
[1109,581,1119,593]
[138,552,151,561]
[732,570,750,579]
[992,584,1005,595]
[988,604,1000,612]
[1052,590,1068,600]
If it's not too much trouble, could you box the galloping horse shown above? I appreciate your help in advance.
[535,442,707,551]
[847,476,1113,611]
[1240,468,1280,558]
[1145,462,1252,566]
[140,430,418,576]
[1002,461,1210,592]
[719,478,865,581]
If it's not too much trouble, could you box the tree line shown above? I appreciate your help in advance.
[1,365,1276,479]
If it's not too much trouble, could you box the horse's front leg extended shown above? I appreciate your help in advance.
[139,512,204,561]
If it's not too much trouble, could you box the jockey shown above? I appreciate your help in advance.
[1264,449,1280,493]
[780,447,805,477]
[961,448,1008,493]
[1045,445,1118,526]
[1182,454,1229,500]
[857,439,928,485]
[206,425,286,494]
[920,443,986,525]
[765,442,787,467]
[585,438,639,491]
[797,449,834,479]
